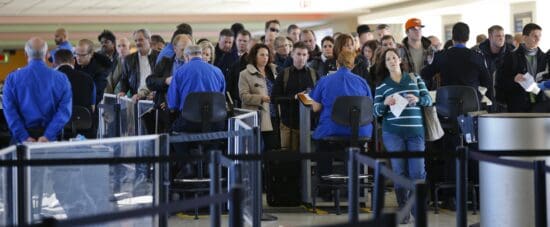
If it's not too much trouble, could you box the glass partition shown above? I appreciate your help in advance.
[228,108,260,226]
[119,96,137,137]
[23,135,166,226]
[98,94,119,138]
[0,146,16,226]
[137,100,156,135]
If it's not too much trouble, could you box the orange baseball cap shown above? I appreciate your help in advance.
[405,18,425,31]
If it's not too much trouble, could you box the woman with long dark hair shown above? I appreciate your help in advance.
[373,47,432,224]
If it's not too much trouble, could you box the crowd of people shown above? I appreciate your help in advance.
[2,17,550,224]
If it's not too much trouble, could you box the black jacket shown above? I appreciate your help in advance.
[146,56,178,108]
[75,53,111,105]
[214,45,239,82]
[120,50,159,95]
[422,46,492,100]
[352,56,372,91]
[272,66,316,129]
[495,44,548,112]
[227,53,249,107]
[58,65,95,111]
[308,55,336,78]
[475,39,515,77]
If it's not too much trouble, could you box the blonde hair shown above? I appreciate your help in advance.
[197,40,215,63]
[337,49,356,69]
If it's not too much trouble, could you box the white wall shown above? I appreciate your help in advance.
[357,0,548,50]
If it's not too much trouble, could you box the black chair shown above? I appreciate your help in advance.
[61,106,93,140]
[432,86,480,214]
[171,92,227,218]
[312,96,374,215]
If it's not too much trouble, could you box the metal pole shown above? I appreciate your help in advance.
[299,101,312,204]
[253,126,262,226]
[210,151,221,227]
[534,160,547,227]
[414,181,428,227]
[348,147,359,224]
[230,186,244,227]
[16,145,28,226]
[159,134,170,227]
[456,146,468,227]
[373,160,386,219]
[378,212,398,227]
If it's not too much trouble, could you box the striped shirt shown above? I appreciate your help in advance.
[373,73,432,137]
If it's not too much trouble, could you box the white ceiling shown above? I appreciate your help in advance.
[0,0,419,48]
[0,0,407,15]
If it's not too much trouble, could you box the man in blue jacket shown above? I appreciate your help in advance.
[167,45,226,132]
[48,28,73,63]
[3,37,72,143]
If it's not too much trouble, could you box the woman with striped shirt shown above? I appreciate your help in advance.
[373,48,432,224]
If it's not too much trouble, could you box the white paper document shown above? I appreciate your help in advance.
[389,93,409,117]
[519,73,541,95]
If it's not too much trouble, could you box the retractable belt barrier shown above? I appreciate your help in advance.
[4,134,550,227]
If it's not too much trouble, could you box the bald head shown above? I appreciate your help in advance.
[172,34,193,59]
[54,28,68,45]
[25,37,48,60]
[116,37,131,57]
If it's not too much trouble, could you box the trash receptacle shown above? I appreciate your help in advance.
[478,113,550,227]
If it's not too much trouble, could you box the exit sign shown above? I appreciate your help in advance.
[0,53,8,63]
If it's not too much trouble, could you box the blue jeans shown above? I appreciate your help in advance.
[382,131,426,218]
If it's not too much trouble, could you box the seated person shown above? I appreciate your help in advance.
[309,49,373,189]
[166,45,226,179]
[167,45,226,133]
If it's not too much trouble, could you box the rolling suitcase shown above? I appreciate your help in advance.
[265,158,301,207]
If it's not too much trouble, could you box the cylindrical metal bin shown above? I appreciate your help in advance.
[478,113,550,227]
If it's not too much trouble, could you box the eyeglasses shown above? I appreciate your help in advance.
[269,28,280,33]
[74,53,91,57]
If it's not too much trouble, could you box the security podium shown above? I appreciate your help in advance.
[298,94,314,204]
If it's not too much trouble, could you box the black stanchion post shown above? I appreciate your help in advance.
[534,160,547,227]
[456,146,468,227]
[348,147,359,224]
[373,160,386,219]
[41,217,58,227]
[114,103,121,137]
[230,186,244,227]
[414,181,428,227]
[16,145,28,226]
[210,151,221,227]
[159,134,170,227]
[377,212,397,227]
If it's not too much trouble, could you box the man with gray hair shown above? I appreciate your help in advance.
[167,45,225,132]
[2,37,72,143]
[119,28,159,100]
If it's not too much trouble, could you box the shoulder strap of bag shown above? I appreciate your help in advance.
[283,67,290,91]
[309,68,317,86]
[408,72,417,84]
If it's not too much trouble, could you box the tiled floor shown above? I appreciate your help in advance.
[169,193,481,227]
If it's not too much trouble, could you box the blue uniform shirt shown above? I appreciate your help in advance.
[167,57,226,111]
[309,67,373,139]
[2,59,73,142]
[157,43,175,64]
[48,41,74,63]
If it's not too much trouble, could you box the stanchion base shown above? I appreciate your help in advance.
[261,213,278,221]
